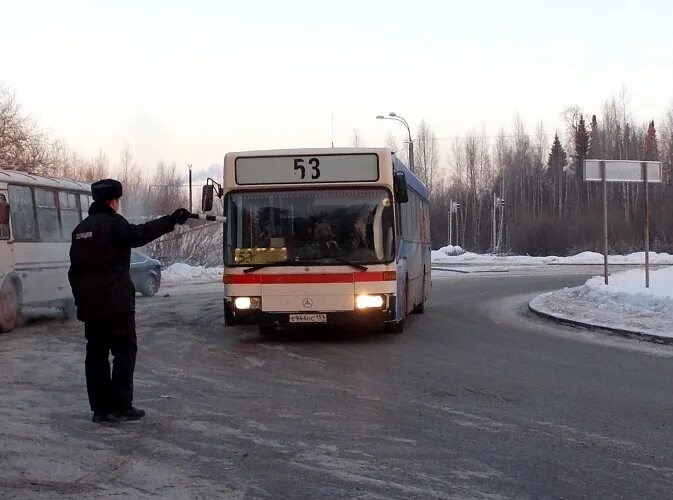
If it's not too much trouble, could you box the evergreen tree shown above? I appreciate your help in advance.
[574,115,589,170]
[548,133,567,218]
[588,114,600,158]
[573,115,589,206]
[623,123,631,160]
[644,120,659,161]
[665,131,673,188]
[631,129,640,160]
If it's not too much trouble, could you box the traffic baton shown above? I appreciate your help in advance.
[189,213,227,223]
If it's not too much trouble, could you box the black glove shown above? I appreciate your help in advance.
[170,208,191,225]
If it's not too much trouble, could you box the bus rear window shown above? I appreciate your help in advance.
[0,194,9,239]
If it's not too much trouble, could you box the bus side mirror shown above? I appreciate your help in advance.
[201,185,214,212]
[393,171,409,203]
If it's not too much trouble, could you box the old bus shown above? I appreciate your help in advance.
[202,148,430,334]
[0,170,91,332]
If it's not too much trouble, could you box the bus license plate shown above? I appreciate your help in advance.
[289,313,327,324]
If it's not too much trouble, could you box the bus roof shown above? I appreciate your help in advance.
[0,169,91,192]
[226,147,394,159]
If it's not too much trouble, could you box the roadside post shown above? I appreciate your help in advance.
[447,200,459,247]
[188,164,193,213]
[584,159,662,287]
[491,194,504,253]
[642,162,650,288]
[492,193,496,253]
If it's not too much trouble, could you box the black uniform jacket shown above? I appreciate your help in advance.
[68,202,175,321]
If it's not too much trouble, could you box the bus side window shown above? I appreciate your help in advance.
[59,192,81,240]
[80,194,90,219]
[8,185,37,241]
[34,189,60,241]
[0,194,9,239]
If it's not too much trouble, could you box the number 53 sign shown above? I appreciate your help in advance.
[293,158,321,180]
[235,153,380,185]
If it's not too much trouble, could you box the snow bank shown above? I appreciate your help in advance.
[584,267,673,311]
[435,245,466,256]
[432,250,673,266]
[530,266,673,339]
[162,263,223,286]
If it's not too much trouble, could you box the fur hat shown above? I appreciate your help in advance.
[91,179,123,202]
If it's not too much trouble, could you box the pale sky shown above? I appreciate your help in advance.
[3,0,673,173]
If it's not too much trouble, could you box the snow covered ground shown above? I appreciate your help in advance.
[530,266,673,339]
[162,263,223,287]
[432,246,673,267]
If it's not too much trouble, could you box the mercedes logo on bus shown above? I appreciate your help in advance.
[302,297,313,309]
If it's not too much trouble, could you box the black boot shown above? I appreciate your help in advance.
[92,411,110,423]
[109,407,145,422]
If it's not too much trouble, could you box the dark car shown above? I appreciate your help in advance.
[130,250,162,297]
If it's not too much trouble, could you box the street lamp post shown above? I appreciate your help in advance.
[376,112,415,171]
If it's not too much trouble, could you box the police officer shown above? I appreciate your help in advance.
[68,179,190,423]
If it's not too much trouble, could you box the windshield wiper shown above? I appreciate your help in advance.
[242,260,291,274]
[313,256,368,272]
[242,256,368,273]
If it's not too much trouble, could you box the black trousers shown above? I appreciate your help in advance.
[84,313,137,413]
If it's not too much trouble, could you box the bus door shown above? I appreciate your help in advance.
[0,191,13,281]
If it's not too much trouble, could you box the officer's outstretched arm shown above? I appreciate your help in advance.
[113,209,190,248]
[114,215,175,248]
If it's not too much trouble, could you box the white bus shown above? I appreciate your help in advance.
[201,148,431,334]
[0,170,91,333]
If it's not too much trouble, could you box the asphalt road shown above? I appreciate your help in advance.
[1,268,672,499]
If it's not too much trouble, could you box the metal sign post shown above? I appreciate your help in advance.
[642,162,650,288]
[601,161,608,285]
[584,159,662,288]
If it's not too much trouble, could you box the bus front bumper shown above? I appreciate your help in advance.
[224,295,397,327]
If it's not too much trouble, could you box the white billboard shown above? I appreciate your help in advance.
[584,160,662,183]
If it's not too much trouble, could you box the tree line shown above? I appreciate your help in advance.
[3,83,673,256]
[0,85,189,219]
[376,93,673,255]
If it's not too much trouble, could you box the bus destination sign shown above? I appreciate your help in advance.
[235,153,379,185]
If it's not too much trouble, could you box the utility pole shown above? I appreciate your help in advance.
[376,112,414,171]
[188,164,193,213]
[447,200,459,247]
[448,203,452,247]
[492,193,497,253]
[497,197,505,252]
[408,138,415,172]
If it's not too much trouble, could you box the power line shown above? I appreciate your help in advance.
[433,133,556,141]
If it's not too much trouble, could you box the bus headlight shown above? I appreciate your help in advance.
[355,294,385,310]
[234,297,261,310]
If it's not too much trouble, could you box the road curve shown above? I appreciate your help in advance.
[1,270,672,499]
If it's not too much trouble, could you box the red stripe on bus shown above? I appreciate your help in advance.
[223,271,396,284]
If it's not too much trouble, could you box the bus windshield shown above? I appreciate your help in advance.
[225,188,395,266]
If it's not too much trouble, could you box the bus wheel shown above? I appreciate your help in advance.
[139,274,159,297]
[384,319,405,334]
[62,299,77,320]
[0,281,20,333]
